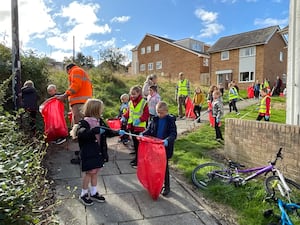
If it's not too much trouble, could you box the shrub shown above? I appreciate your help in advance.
[0,77,54,224]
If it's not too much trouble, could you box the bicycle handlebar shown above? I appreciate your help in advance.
[270,147,283,166]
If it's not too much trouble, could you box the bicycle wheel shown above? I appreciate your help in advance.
[265,175,300,203]
[192,162,230,189]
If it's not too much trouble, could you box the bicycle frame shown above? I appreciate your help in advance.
[277,198,300,225]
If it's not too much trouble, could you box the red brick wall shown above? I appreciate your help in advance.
[137,36,209,83]
[209,33,287,90]
[225,119,300,184]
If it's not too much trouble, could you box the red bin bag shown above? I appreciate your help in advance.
[185,97,196,119]
[107,118,121,130]
[40,98,68,142]
[137,136,166,200]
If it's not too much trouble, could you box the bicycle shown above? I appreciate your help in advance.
[192,148,300,202]
[263,193,300,225]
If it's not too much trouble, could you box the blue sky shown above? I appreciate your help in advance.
[0,0,289,65]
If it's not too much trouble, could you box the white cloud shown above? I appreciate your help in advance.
[254,17,288,27]
[47,1,111,53]
[1,0,56,47]
[110,16,130,23]
[199,23,224,38]
[195,8,224,38]
[195,8,218,23]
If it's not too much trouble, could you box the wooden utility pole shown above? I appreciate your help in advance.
[11,0,21,110]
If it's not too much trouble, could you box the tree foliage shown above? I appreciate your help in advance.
[99,48,126,72]
[63,52,95,69]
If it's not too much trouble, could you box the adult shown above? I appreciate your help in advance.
[21,80,38,136]
[175,72,190,119]
[274,76,282,96]
[57,63,93,163]
[57,63,93,125]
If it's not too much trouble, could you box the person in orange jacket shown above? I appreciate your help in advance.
[57,63,93,126]
[57,63,93,164]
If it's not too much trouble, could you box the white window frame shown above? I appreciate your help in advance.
[221,51,229,60]
[239,71,254,82]
[156,61,162,69]
[154,44,159,52]
[279,51,283,62]
[203,58,209,66]
[146,46,151,53]
[240,47,256,57]
[148,62,153,71]
[141,47,145,55]
[140,64,145,71]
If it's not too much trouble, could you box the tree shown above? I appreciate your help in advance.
[99,48,126,72]
[63,52,95,69]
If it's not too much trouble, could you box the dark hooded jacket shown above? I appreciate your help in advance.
[142,114,177,159]
[21,86,38,111]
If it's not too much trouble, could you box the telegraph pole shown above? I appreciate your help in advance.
[11,0,22,110]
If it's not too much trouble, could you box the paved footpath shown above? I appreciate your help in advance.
[45,98,257,225]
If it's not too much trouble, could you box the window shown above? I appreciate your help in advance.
[156,61,162,69]
[221,51,229,60]
[146,46,151,53]
[239,71,254,82]
[279,51,283,62]
[240,47,255,57]
[148,63,153,71]
[141,47,145,54]
[140,64,145,71]
[203,58,209,66]
[154,44,159,52]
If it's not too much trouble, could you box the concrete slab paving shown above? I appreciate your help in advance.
[48,99,256,224]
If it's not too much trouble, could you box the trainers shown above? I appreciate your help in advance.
[55,138,66,145]
[90,192,105,203]
[161,187,170,196]
[79,194,94,206]
[131,164,137,169]
[70,157,80,164]
[236,112,240,115]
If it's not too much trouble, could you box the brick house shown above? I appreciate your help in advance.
[131,33,210,84]
[207,26,288,90]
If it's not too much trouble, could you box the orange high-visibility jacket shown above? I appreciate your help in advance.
[65,66,93,106]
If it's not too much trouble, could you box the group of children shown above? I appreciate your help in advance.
[75,82,176,206]
[43,77,271,206]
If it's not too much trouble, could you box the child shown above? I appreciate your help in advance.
[212,90,224,142]
[21,80,38,136]
[46,84,67,145]
[77,98,107,206]
[142,101,177,196]
[207,85,218,127]
[121,85,149,168]
[192,87,205,123]
[47,84,59,97]
[147,85,161,121]
[118,93,130,144]
[228,82,240,115]
[256,88,271,121]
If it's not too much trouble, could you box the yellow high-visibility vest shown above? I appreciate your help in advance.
[128,99,147,128]
[259,95,271,114]
[177,79,189,96]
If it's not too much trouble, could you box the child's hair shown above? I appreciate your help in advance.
[156,101,168,111]
[260,88,268,94]
[130,85,142,95]
[120,93,129,102]
[23,80,34,88]
[82,98,104,118]
[195,87,202,93]
[47,84,57,92]
[213,90,221,97]
[149,85,157,92]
